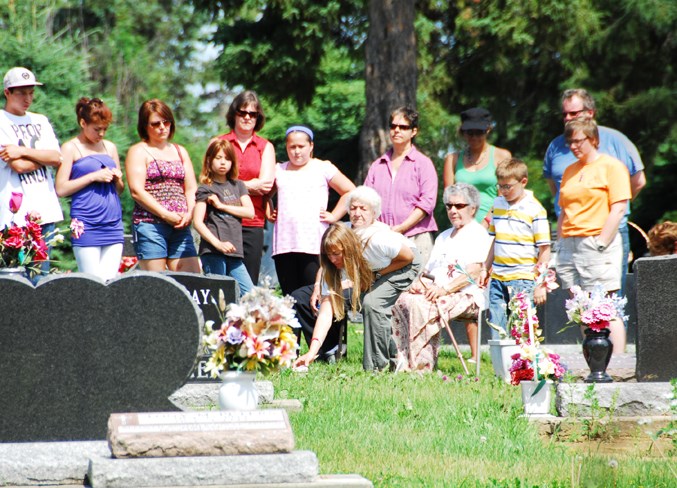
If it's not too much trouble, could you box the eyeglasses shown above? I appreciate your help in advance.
[462,129,486,137]
[445,202,470,210]
[496,183,518,191]
[390,123,412,131]
[562,109,585,118]
[149,119,171,129]
[236,109,259,119]
[567,137,589,147]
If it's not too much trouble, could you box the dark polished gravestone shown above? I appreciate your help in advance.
[0,272,202,442]
[165,272,238,382]
[634,255,677,382]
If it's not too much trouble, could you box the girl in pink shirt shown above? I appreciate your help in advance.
[267,125,355,296]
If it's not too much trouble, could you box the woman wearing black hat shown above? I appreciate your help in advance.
[443,107,512,226]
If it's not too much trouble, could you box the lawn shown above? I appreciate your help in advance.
[267,323,675,487]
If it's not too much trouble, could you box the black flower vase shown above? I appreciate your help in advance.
[582,327,613,383]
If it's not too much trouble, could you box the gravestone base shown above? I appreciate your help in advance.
[88,451,319,487]
[170,381,275,410]
[0,440,109,486]
[0,442,372,487]
[555,382,674,417]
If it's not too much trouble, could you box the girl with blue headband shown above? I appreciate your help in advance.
[266,125,356,298]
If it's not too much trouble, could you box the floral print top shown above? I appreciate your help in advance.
[132,158,187,224]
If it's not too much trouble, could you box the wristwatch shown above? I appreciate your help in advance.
[374,271,382,281]
[595,238,607,252]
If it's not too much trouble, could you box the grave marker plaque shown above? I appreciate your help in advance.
[108,409,294,457]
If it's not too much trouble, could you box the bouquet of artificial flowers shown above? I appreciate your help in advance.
[204,284,300,376]
[564,285,627,332]
[1,193,63,272]
[509,344,566,385]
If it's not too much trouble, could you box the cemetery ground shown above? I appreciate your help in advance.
[266,323,675,487]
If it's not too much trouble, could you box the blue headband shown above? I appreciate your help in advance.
[285,125,314,141]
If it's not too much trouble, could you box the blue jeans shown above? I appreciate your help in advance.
[619,221,629,298]
[200,253,254,298]
[488,278,535,340]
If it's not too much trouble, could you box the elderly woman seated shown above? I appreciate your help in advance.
[647,221,677,256]
[294,186,421,371]
[392,183,494,372]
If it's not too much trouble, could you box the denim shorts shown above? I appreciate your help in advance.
[133,222,197,260]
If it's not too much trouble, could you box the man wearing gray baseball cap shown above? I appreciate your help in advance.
[0,67,63,279]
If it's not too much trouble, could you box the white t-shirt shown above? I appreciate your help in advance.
[0,109,63,227]
[425,220,493,307]
[272,159,338,256]
[352,221,413,271]
[320,222,416,296]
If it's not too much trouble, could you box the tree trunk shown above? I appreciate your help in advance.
[357,0,417,182]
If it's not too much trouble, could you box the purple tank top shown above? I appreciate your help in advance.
[70,154,124,246]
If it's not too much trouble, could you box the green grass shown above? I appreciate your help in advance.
[266,323,675,487]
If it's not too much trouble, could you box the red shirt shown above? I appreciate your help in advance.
[219,131,269,227]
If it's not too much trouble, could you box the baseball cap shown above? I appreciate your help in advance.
[460,107,493,131]
[3,67,44,89]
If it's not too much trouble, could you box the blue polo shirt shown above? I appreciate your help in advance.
[543,125,644,219]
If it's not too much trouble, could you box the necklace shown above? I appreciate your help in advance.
[465,145,488,166]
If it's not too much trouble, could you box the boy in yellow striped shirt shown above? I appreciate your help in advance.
[486,159,551,339]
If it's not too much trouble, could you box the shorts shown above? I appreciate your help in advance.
[556,233,622,292]
[132,222,197,260]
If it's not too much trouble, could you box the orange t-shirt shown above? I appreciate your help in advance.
[559,154,631,237]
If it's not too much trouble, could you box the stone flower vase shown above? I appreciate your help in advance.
[520,380,553,415]
[488,339,521,383]
[0,266,27,278]
[582,327,613,383]
[218,371,259,410]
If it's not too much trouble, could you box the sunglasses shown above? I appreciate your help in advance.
[445,202,470,210]
[462,129,486,137]
[149,119,171,129]
[236,109,259,119]
[562,109,586,118]
[390,123,412,131]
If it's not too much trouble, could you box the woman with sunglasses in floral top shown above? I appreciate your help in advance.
[125,99,200,272]
[443,107,512,227]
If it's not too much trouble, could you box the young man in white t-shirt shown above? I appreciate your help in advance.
[0,67,63,277]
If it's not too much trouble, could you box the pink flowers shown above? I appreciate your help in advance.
[70,218,85,239]
[9,192,23,214]
[565,285,627,332]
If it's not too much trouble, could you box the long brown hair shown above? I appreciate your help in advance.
[320,224,373,321]
[200,138,239,184]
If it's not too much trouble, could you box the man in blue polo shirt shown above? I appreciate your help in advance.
[543,88,645,304]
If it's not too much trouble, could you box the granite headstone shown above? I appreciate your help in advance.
[0,272,202,442]
[165,272,238,381]
[634,255,677,381]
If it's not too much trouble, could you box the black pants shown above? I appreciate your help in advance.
[242,226,264,285]
[273,252,320,297]
[290,284,347,358]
